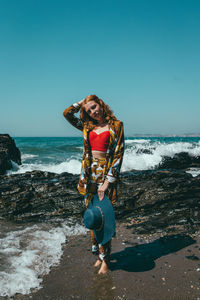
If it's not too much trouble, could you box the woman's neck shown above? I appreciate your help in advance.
[96,118,107,127]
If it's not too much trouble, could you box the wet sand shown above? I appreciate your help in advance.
[12,223,200,300]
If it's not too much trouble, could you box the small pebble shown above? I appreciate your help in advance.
[162,277,166,281]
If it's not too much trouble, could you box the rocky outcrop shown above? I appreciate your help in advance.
[0,134,21,175]
[157,152,200,170]
[0,169,199,234]
[117,170,200,234]
[0,171,82,221]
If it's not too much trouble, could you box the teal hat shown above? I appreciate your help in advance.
[83,193,116,245]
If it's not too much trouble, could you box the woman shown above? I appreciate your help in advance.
[63,94,124,274]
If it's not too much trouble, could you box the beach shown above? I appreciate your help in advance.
[7,223,199,300]
[1,0,200,297]
[0,136,200,299]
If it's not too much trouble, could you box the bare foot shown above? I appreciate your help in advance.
[98,260,109,274]
[94,259,102,268]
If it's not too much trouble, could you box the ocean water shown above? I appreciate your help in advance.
[7,136,200,176]
[1,136,200,297]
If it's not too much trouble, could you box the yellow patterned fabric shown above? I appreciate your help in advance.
[63,103,124,203]
[84,157,107,208]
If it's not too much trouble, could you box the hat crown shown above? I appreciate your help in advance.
[84,206,103,230]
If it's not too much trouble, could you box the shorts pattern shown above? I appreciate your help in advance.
[84,157,107,207]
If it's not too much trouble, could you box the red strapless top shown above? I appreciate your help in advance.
[89,130,110,152]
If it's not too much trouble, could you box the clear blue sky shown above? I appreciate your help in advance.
[0,0,200,137]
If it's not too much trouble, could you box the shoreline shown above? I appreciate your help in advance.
[10,222,200,300]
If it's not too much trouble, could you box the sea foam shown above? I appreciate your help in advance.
[0,220,87,297]
[6,159,82,175]
[125,139,150,144]
[6,139,200,175]
[121,140,200,172]
[21,154,38,160]
[186,168,200,177]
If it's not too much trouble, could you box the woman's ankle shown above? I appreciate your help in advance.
[94,258,102,267]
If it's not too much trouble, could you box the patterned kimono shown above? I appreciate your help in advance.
[63,102,125,204]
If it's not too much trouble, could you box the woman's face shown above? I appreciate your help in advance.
[84,101,104,122]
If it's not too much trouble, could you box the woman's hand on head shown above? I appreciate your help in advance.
[77,98,85,106]
[98,180,109,201]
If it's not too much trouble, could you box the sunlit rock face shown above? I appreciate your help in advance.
[0,170,83,221]
[117,170,200,234]
[0,168,199,234]
[0,134,21,175]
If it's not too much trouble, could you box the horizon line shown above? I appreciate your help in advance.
[9,134,200,138]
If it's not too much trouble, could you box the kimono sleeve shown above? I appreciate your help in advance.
[63,103,83,131]
[106,122,124,183]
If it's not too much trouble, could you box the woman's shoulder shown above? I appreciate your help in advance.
[113,119,123,128]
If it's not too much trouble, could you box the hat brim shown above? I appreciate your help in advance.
[88,193,116,245]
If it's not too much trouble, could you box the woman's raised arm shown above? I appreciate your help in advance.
[63,100,85,131]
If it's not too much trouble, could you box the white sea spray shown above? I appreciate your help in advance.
[7,137,200,175]
[22,154,38,160]
[121,140,200,172]
[0,220,87,297]
[186,168,200,177]
[6,159,82,175]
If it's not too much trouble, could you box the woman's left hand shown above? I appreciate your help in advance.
[98,180,109,201]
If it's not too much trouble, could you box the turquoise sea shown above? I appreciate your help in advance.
[9,136,200,176]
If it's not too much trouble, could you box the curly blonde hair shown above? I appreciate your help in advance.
[80,95,117,130]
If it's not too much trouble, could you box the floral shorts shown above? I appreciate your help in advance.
[84,157,107,208]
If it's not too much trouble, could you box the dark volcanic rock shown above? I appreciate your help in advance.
[0,170,83,221]
[0,134,21,175]
[158,152,200,170]
[0,169,200,235]
[117,170,200,234]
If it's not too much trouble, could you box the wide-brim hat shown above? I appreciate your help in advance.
[83,193,116,245]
